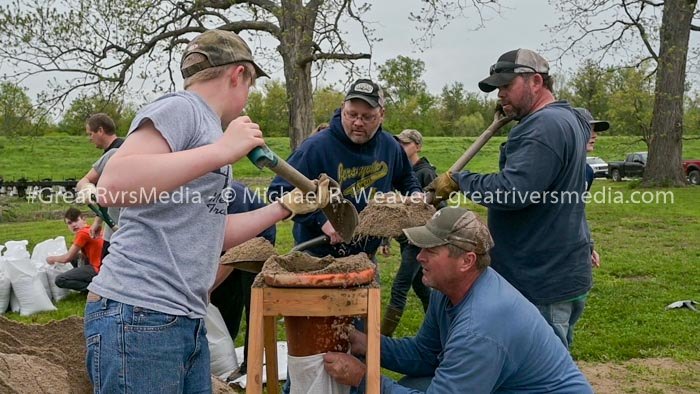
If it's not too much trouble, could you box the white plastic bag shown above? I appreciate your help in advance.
[45,264,73,301]
[0,263,11,314]
[4,256,56,316]
[9,289,20,313]
[288,353,350,394]
[31,236,67,268]
[205,303,238,377]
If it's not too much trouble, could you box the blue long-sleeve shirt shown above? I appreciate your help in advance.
[455,101,592,304]
[376,267,593,393]
[268,109,421,257]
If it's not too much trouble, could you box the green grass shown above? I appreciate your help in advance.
[1,136,699,389]
[2,135,699,181]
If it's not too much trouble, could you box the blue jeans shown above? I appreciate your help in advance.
[84,296,211,393]
[389,242,431,313]
[536,298,586,349]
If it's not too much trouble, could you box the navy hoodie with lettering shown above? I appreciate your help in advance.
[268,109,421,257]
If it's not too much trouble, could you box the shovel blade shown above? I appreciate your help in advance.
[323,199,359,242]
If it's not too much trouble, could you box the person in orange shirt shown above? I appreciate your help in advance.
[46,207,104,292]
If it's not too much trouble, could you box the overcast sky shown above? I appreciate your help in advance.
[3,0,697,104]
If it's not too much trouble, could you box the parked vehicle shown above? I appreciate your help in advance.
[683,159,700,185]
[586,157,609,178]
[607,152,647,181]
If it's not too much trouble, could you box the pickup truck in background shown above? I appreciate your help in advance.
[607,152,647,181]
[683,159,700,185]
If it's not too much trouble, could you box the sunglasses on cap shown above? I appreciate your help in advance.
[489,61,538,75]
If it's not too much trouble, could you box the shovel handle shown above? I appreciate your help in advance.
[247,146,317,193]
[86,202,119,231]
[448,115,512,173]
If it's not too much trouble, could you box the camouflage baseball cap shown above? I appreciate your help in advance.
[574,108,610,132]
[396,129,423,145]
[345,79,385,108]
[403,207,494,254]
[478,49,549,93]
[180,29,269,79]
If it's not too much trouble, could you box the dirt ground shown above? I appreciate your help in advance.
[578,358,700,393]
[0,316,235,393]
[1,316,697,393]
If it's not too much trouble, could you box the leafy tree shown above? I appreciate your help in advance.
[607,67,655,136]
[0,82,36,136]
[58,95,136,136]
[378,56,428,105]
[568,60,613,119]
[244,80,289,137]
[0,1,501,149]
[313,86,344,127]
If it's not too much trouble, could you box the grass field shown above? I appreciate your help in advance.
[1,135,699,390]
[2,134,699,181]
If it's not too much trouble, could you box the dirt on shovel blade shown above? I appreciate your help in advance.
[220,237,277,265]
[355,192,436,238]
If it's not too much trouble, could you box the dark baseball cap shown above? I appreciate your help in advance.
[180,29,269,79]
[345,79,385,108]
[574,108,610,132]
[403,207,494,254]
[478,49,550,93]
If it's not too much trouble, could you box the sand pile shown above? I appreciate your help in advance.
[355,192,435,238]
[221,237,277,264]
[0,317,235,393]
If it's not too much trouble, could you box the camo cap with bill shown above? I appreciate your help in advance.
[478,49,549,93]
[403,207,494,254]
[180,29,269,79]
[396,129,423,145]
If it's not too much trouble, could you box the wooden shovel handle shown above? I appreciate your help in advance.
[448,114,513,173]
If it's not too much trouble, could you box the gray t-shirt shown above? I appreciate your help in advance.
[88,91,231,319]
[92,149,120,242]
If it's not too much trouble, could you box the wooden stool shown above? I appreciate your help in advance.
[246,285,381,394]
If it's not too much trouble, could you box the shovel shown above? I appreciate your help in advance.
[426,107,513,205]
[248,146,359,242]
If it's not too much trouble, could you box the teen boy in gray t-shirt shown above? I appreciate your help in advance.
[83,30,331,392]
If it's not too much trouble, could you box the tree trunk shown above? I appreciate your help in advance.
[643,0,697,187]
[278,0,315,151]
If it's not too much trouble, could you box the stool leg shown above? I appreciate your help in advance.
[264,316,279,394]
[366,288,381,394]
[247,288,265,394]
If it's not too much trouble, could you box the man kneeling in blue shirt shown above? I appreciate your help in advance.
[323,206,593,393]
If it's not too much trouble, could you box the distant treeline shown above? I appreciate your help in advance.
[2,57,699,138]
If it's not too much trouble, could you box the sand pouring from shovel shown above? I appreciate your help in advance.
[247,145,359,242]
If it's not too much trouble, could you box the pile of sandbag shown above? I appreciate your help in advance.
[0,238,74,316]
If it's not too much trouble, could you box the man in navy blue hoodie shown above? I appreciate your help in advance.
[428,49,592,349]
[269,79,421,258]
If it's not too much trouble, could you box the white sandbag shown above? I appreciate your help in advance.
[36,267,52,300]
[4,257,56,316]
[0,264,11,314]
[45,264,73,302]
[31,236,68,268]
[3,240,29,258]
[205,303,238,377]
[9,289,20,313]
[288,353,350,394]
